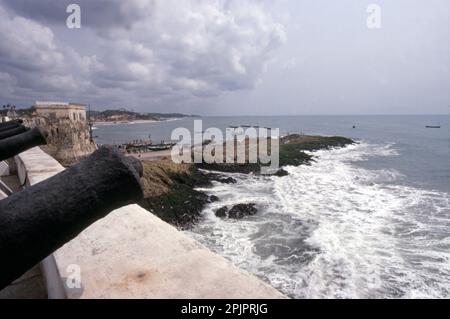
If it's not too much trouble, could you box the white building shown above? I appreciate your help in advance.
[33,101,87,125]
[31,101,96,165]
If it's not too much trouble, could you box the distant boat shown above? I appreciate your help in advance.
[147,144,175,151]
[425,125,441,129]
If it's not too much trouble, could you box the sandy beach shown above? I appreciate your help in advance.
[93,119,162,126]
[127,149,173,161]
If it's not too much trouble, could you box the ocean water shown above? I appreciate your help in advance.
[95,115,450,298]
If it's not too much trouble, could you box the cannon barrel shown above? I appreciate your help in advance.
[0,146,144,289]
[0,119,24,132]
[0,125,28,140]
[0,127,48,161]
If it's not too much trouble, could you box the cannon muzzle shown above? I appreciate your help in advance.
[0,127,48,161]
[0,119,24,132]
[0,146,144,289]
[0,125,28,140]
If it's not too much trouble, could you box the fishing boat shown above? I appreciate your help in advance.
[147,143,176,151]
[123,138,176,153]
[228,125,271,130]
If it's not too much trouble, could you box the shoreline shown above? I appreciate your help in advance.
[93,117,186,127]
[127,149,173,161]
[138,134,355,229]
[93,119,163,126]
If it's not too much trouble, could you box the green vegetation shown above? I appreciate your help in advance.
[138,160,211,229]
[279,135,354,167]
[138,134,354,228]
[197,135,354,174]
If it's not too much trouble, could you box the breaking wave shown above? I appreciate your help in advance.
[188,142,450,298]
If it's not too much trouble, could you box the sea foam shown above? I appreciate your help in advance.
[188,142,450,298]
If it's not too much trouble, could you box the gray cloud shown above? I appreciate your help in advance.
[0,0,285,111]
[2,0,449,115]
[1,0,152,30]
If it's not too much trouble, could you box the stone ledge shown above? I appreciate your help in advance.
[55,204,285,299]
[14,147,65,186]
[14,147,285,299]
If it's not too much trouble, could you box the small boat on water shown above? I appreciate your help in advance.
[228,125,272,130]
[425,125,441,129]
[123,138,176,153]
[146,143,176,151]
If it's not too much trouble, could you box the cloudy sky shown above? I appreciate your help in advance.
[0,0,449,115]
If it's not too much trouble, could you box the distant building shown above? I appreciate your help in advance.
[1,105,18,122]
[6,106,18,119]
[33,101,87,124]
[31,101,97,165]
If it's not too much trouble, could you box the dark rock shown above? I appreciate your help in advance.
[228,203,258,219]
[197,163,261,175]
[205,173,237,184]
[215,206,229,218]
[274,168,289,177]
[218,177,237,184]
[209,195,220,202]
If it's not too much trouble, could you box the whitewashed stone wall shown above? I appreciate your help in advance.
[14,148,285,299]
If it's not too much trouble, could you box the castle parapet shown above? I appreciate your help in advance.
[6,147,285,299]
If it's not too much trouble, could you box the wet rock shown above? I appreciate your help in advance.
[209,195,219,202]
[215,206,228,218]
[218,176,237,184]
[216,203,258,219]
[273,168,289,177]
[205,173,237,184]
[228,203,258,219]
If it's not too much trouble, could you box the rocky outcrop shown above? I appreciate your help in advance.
[279,135,354,167]
[215,204,258,219]
[215,206,229,218]
[138,160,211,230]
[204,173,237,184]
[139,134,354,229]
[209,195,220,202]
[197,135,354,175]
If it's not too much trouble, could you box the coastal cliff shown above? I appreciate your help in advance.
[138,134,354,229]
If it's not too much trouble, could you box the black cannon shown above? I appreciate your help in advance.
[0,127,48,161]
[0,119,24,132]
[0,146,144,289]
[0,125,28,140]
